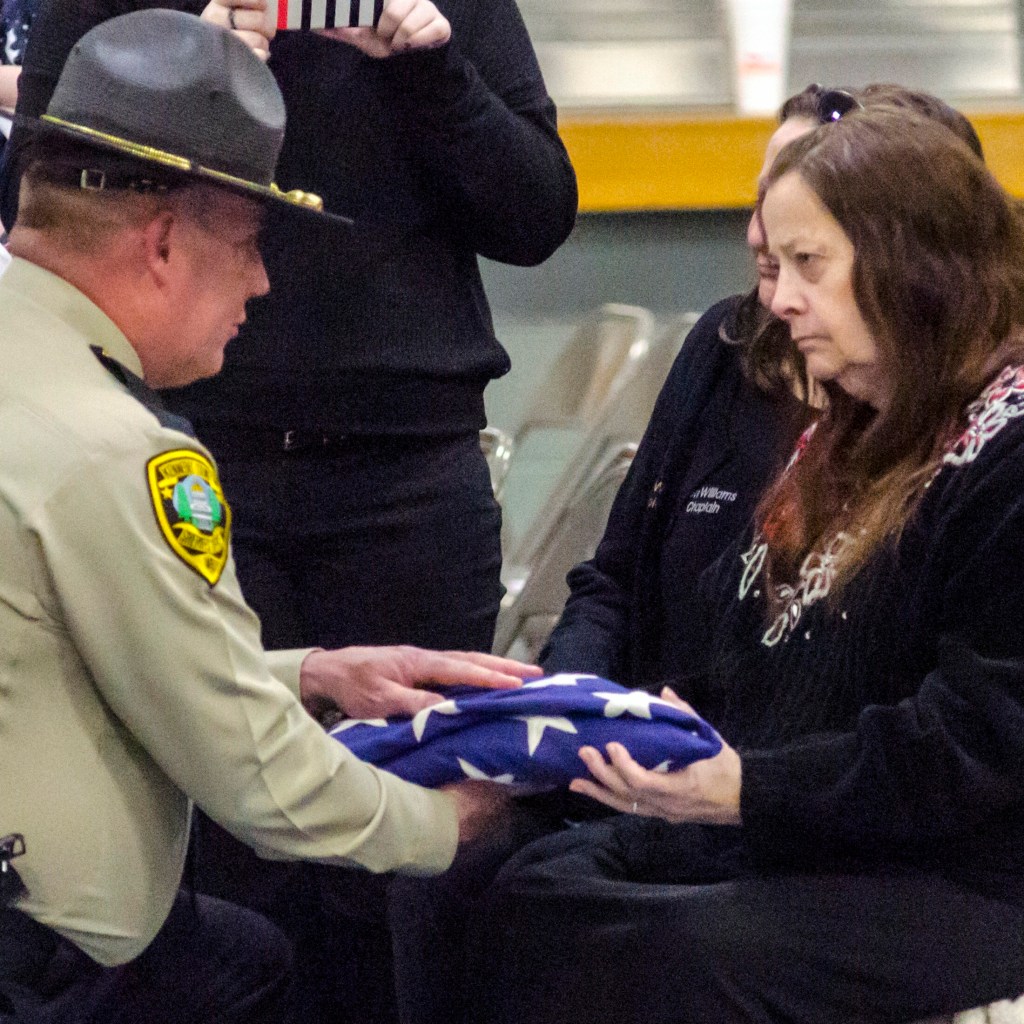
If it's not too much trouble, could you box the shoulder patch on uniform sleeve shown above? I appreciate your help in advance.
[146,449,231,586]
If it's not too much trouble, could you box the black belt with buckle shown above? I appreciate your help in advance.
[280,429,349,453]
[197,426,349,458]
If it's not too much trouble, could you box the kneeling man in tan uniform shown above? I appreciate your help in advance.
[0,10,529,1022]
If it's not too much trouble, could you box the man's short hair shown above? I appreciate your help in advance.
[18,152,245,254]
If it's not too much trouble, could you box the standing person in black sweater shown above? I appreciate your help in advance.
[169,0,577,657]
[3,0,576,656]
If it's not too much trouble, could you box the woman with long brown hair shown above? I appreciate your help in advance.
[540,83,983,693]
[469,109,1024,1024]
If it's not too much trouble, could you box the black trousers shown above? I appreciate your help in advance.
[0,892,293,1024]
[210,430,503,651]
[465,818,1024,1024]
[193,430,503,1024]
[388,793,602,1024]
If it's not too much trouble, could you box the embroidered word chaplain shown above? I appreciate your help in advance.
[686,484,738,516]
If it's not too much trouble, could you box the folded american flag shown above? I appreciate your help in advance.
[268,0,383,30]
[329,674,722,788]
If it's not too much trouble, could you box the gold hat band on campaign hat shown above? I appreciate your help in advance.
[40,114,325,213]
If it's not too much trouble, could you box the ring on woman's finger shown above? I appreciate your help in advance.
[631,801,638,814]
[228,7,238,29]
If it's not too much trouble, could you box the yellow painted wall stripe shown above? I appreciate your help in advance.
[560,111,1024,213]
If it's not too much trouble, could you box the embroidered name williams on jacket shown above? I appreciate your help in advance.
[686,484,739,516]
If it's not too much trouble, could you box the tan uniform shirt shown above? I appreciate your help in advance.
[0,259,458,966]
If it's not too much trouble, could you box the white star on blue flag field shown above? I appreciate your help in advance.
[329,674,722,789]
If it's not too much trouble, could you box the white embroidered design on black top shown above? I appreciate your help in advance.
[738,366,1024,646]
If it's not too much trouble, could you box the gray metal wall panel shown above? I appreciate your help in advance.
[517,0,1021,109]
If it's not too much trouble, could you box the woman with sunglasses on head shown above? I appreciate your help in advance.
[540,83,983,695]
[468,106,1024,1024]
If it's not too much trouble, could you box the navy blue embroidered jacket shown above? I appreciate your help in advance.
[541,296,810,691]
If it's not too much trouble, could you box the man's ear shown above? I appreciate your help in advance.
[140,209,178,286]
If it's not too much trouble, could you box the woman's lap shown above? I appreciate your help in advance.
[465,819,1024,1024]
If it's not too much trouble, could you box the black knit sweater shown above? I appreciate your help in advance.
[697,366,1024,905]
[3,0,578,434]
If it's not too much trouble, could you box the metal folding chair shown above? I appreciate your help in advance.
[479,426,514,504]
[502,311,698,590]
[494,442,637,660]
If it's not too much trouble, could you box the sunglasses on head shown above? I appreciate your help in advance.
[814,87,863,124]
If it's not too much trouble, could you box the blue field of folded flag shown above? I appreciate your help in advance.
[329,673,722,789]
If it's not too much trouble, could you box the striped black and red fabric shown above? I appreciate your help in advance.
[268,0,383,30]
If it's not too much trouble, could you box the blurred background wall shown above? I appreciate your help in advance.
[483,0,1024,434]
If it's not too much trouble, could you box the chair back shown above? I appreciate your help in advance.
[503,312,698,581]
[514,304,656,443]
[480,426,514,504]
[494,442,637,660]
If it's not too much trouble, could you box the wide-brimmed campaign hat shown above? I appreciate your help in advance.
[34,8,348,224]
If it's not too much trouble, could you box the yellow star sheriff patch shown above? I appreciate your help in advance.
[146,449,231,585]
